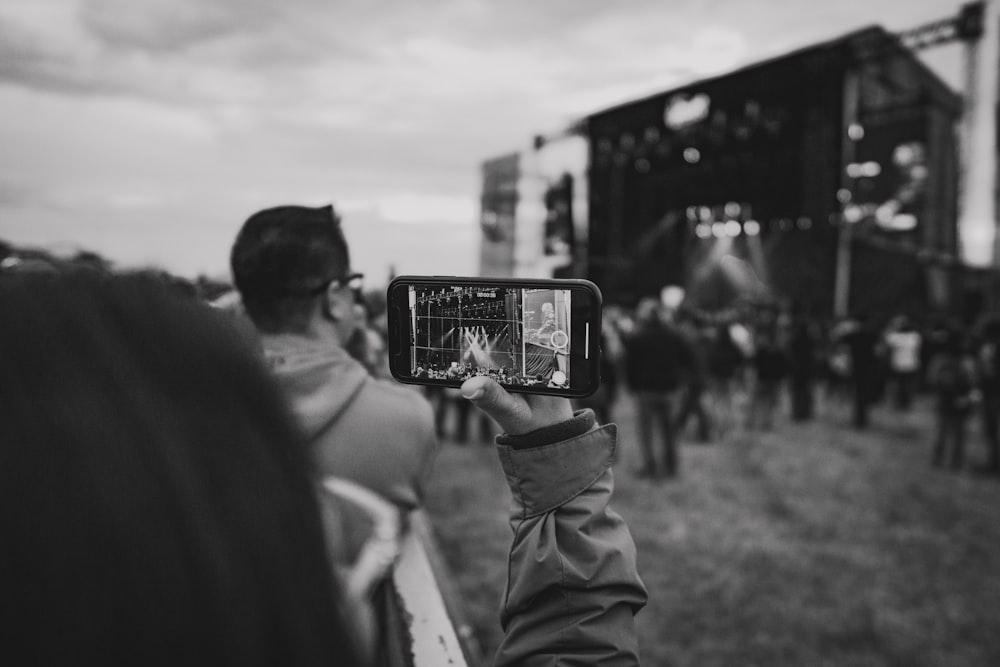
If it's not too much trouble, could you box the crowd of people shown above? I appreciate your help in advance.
[415,361,548,386]
[379,278,1000,486]
[578,292,1000,481]
[1,203,647,667]
[7,200,999,664]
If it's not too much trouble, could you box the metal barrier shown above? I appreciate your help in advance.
[390,511,483,667]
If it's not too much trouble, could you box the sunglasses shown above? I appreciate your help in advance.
[305,272,364,296]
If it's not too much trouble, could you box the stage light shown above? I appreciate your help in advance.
[698,206,712,222]
[859,161,881,177]
[661,285,685,309]
[695,223,712,239]
[843,205,863,223]
[635,158,651,173]
[880,213,918,231]
[837,188,852,204]
[744,219,761,236]
[724,202,741,218]
[848,124,865,141]
[846,161,881,178]
[712,222,726,238]
[725,220,742,237]
[797,217,813,230]
[875,203,897,225]
[683,148,701,164]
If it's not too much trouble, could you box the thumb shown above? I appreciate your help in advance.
[460,376,531,433]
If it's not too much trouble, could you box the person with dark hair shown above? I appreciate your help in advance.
[927,331,979,470]
[623,297,691,478]
[230,204,438,511]
[3,270,646,666]
[0,272,367,666]
[841,312,882,429]
[748,326,788,431]
[230,205,440,664]
[706,319,749,437]
[674,310,712,442]
[788,310,818,421]
[976,317,1000,474]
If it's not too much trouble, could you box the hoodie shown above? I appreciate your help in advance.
[261,332,439,510]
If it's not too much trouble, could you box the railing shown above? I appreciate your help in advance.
[387,511,484,667]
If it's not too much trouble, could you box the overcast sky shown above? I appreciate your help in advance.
[0,0,970,284]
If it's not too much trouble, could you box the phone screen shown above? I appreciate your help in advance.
[387,277,602,397]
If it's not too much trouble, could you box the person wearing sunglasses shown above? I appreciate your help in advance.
[230,205,440,664]
[230,204,439,514]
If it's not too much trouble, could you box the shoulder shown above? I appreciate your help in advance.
[358,376,435,428]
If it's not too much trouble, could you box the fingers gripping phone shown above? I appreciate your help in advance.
[386,276,603,397]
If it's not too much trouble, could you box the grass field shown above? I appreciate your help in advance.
[423,391,1000,666]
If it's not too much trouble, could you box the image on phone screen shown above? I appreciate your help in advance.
[408,285,573,389]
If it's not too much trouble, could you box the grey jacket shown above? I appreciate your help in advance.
[494,414,648,666]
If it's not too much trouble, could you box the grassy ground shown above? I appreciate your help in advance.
[423,391,1000,666]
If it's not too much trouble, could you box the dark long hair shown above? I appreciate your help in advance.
[0,272,363,666]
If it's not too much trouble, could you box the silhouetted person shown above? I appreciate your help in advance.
[675,312,712,442]
[706,320,748,435]
[748,327,788,431]
[976,317,1000,474]
[928,332,978,470]
[622,298,690,478]
[843,313,880,429]
[788,312,818,421]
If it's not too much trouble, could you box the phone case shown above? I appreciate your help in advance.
[386,276,603,397]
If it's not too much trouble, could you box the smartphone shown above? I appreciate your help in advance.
[386,276,603,397]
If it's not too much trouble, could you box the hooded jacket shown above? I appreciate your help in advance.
[261,333,438,510]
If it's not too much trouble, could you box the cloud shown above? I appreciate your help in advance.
[0,0,972,281]
[0,180,40,207]
[78,0,277,53]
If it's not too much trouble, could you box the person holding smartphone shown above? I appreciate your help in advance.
[459,376,648,665]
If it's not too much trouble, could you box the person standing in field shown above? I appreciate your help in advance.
[976,317,1000,474]
[747,325,788,431]
[842,313,881,429]
[788,309,819,422]
[622,297,691,478]
[884,314,922,411]
[928,331,979,471]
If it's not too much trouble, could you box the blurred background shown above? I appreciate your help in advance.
[1,0,994,310]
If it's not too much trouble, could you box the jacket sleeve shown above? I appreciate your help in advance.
[492,422,647,666]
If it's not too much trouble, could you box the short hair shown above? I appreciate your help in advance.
[230,204,350,333]
[0,272,361,665]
